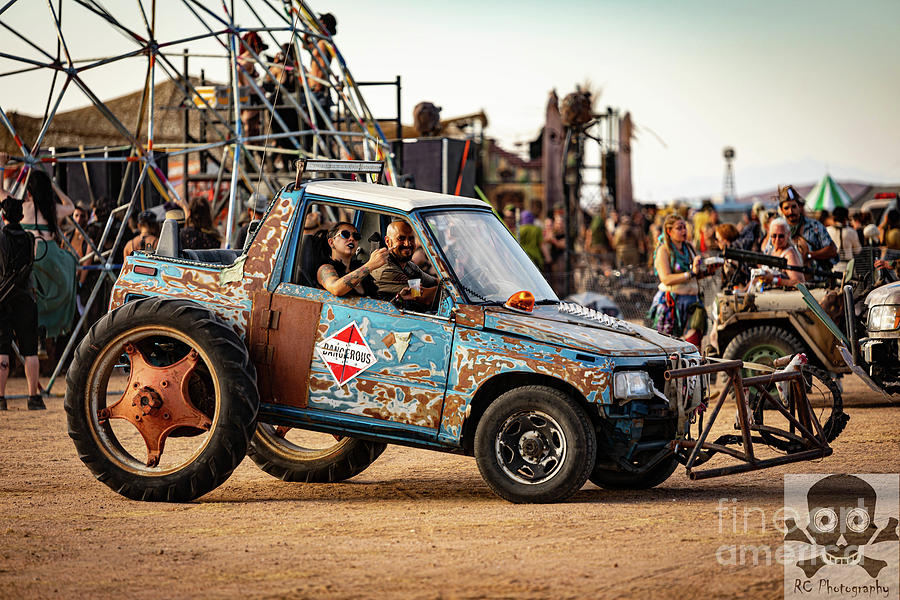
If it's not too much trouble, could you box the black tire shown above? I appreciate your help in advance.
[474,386,596,503]
[248,426,386,482]
[589,455,679,490]
[65,298,258,502]
[723,325,805,373]
[803,366,849,443]
[748,364,848,448]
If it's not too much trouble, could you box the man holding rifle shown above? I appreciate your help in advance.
[763,185,837,279]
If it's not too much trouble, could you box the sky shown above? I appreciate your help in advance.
[1,0,899,203]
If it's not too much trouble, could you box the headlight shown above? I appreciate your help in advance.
[614,371,654,400]
[868,305,900,331]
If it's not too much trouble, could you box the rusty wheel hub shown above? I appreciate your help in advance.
[98,343,212,467]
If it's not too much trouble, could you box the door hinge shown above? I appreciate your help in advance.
[251,343,275,365]
[262,309,281,330]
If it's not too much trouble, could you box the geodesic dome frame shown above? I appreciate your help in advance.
[0,0,397,395]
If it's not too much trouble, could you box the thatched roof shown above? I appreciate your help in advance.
[1,79,488,157]
[0,77,216,155]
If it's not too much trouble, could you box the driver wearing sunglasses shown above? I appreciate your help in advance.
[316,222,389,297]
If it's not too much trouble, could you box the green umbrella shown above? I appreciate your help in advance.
[805,173,852,212]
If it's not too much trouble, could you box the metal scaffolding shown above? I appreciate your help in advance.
[0,0,397,397]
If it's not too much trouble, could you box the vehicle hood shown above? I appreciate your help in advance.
[865,281,900,306]
[482,305,697,356]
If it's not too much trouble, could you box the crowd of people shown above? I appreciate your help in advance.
[0,150,253,408]
[237,12,339,168]
[3,126,900,401]
[503,184,900,349]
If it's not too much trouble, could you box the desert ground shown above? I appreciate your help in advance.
[0,374,897,599]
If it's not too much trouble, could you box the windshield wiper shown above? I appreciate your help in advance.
[534,299,559,305]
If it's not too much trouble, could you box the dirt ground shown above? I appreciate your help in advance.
[0,374,897,600]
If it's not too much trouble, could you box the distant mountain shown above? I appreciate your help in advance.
[642,157,900,206]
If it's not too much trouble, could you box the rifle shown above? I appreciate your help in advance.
[721,247,841,280]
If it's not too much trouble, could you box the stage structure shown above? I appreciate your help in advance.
[0,0,397,397]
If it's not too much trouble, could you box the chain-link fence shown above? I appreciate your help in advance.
[577,263,660,324]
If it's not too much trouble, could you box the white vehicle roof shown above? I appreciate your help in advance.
[303,180,489,213]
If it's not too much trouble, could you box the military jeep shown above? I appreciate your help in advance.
[712,287,850,375]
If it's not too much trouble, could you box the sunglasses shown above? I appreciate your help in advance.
[335,230,361,241]
[770,233,786,239]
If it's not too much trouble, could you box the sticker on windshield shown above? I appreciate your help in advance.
[316,321,378,387]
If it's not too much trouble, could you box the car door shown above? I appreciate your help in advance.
[306,291,454,437]
[251,196,455,439]
[250,283,454,437]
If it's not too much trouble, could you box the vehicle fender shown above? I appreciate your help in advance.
[439,327,614,446]
[785,313,847,372]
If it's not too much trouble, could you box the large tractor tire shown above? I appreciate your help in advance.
[248,426,386,483]
[474,386,596,503]
[65,298,258,502]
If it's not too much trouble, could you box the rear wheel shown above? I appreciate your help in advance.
[65,298,258,502]
[248,426,385,482]
[474,386,596,503]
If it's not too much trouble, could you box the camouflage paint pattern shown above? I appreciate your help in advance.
[290,285,453,431]
[438,324,618,442]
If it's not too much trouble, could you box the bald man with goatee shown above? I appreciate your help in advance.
[371,220,438,307]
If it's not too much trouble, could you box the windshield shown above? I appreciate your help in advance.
[424,210,558,304]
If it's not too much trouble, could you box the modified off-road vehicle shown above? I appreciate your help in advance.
[65,161,835,504]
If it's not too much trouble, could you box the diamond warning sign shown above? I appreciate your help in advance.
[315,321,378,386]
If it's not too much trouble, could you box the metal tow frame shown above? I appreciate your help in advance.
[665,359,833,480]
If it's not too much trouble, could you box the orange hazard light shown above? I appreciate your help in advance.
[505,290,535,313]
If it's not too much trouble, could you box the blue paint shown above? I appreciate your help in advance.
[258,403,448,449]
[109,182,702,459]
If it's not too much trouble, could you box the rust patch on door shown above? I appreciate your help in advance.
[251,290,322,408]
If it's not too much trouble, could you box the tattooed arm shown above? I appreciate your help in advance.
[317,249,388,296]
[318,263,369,296]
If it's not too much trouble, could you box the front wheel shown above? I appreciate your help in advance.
[723,325,805,377]
[474,386,596,503]
[65,298,258,502]
[248,425,386,482]
[589,454,679,490]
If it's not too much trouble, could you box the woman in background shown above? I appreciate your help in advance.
[651,214,709,347]
[180,197,221,250]
[123,211,160,257]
